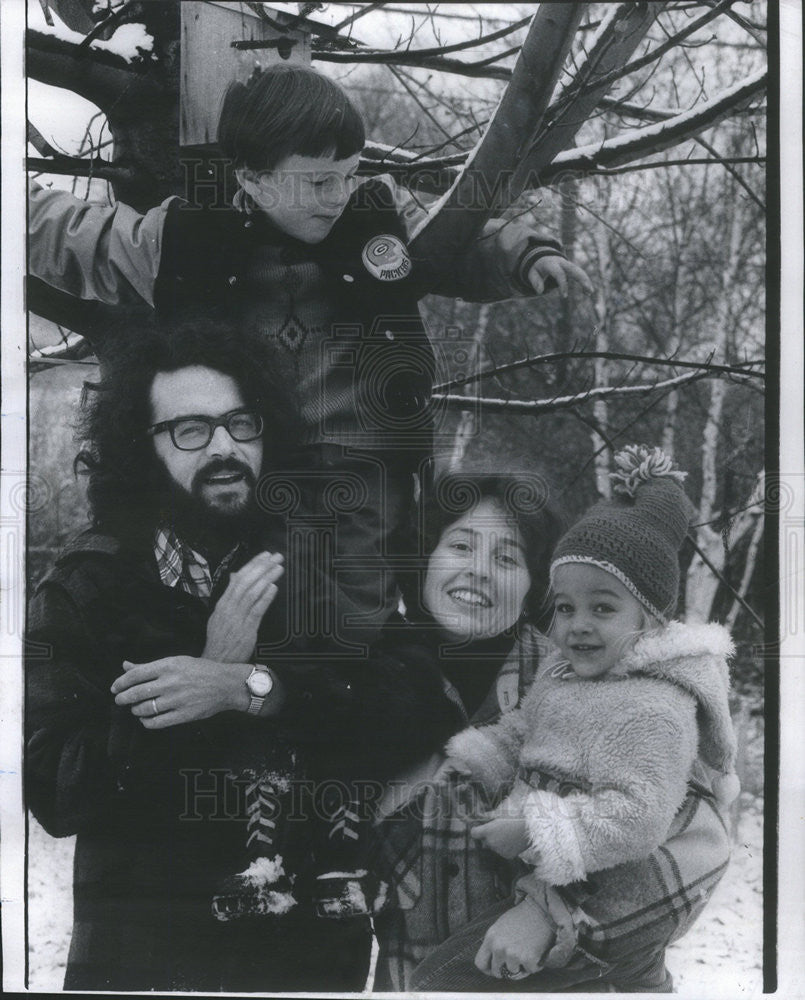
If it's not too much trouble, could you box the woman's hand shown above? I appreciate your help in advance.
[528,256,593,297]
[471,816,530,858]
[111,655,250,728]
[203,551,284,662]
[474,898,555,979]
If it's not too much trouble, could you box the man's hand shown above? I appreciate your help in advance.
[471,816,530,859]
[111,655,251,728]
[528,255,593,297]
[474,898,555,979]
[203,551,284,663]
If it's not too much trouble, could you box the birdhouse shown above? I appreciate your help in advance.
[180,2,315,147]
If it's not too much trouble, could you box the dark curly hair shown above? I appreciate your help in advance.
[76,316,299,543]
[410,470,565,628]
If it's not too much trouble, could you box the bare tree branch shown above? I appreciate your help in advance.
[27,27,158,111]
[564,0,735,102]
[433,368,758,414]
[331,1,387,34]
[314,13,531,60]
[433,350,765,394]
[312,48,513,79]
[684,533,764,628]
[27,120,60,158]
[548,71,766,177]
[77,0,137,51]
[410,4,586,262]
[693,135,765,209]
[27,155,135,182]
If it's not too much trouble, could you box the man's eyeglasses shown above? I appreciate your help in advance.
[147,408,263,451]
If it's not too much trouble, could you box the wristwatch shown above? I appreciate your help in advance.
[245,665,274,715]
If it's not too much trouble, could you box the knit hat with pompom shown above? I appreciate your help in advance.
[551,445,696,622]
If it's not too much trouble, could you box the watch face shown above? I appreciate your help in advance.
[248,670,272,697]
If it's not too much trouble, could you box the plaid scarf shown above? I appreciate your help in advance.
[153,527,241,601]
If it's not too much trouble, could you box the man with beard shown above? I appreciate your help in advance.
[25,319,459,992]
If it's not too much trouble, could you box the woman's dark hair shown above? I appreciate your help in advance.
[415,471,565,627]
[218,64,365,172]
[76,316,299,543]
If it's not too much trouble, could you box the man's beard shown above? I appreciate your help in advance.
[153,458,261,554]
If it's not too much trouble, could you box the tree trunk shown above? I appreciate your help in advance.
[449,303,491,470]
[685,185,744,622]
[592,225,612,498]
[725,472,764,630]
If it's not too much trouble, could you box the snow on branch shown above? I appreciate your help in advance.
[28,0,153,62]
[549,70,766,176]
[410,4,586,261]
[27,28,155,110]
[362,71,765,191]
[433,368,758,414]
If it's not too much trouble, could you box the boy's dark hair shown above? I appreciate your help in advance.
[218,65,365,172]
[76,316,299,542]
[417,472,565,627]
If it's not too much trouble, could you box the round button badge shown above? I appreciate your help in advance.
[361,234,412,281]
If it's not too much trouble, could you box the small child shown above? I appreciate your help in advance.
[431,445,739,988]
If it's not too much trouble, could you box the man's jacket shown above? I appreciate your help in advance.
[25,529,461,990]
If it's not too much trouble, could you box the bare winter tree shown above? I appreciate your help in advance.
[27,0,767,627]
[28,2,765,341]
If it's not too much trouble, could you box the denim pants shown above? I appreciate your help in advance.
[408,897,674,993]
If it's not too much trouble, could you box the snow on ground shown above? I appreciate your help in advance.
[26,799,764,994]
[668,796,764,997]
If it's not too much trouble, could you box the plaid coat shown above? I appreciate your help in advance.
[372,626,732,992]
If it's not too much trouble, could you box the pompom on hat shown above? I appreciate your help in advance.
[551,445,696,622]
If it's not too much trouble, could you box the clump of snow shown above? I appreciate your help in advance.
[27,0,153,62]
[239,855,286,886]
[93,22,153,61]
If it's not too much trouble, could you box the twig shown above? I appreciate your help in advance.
[562,0,735,104]
[693,135,765,210]
[433,369,758,414]
[331,1,387,34]
[386,65,452,141]
[684,534,764,628]
[433,351,765,394]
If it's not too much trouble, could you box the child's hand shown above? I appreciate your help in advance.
[471,816,530,858]
[433,756,473,783]
[528,255,593,297]
[474,898,555,979]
